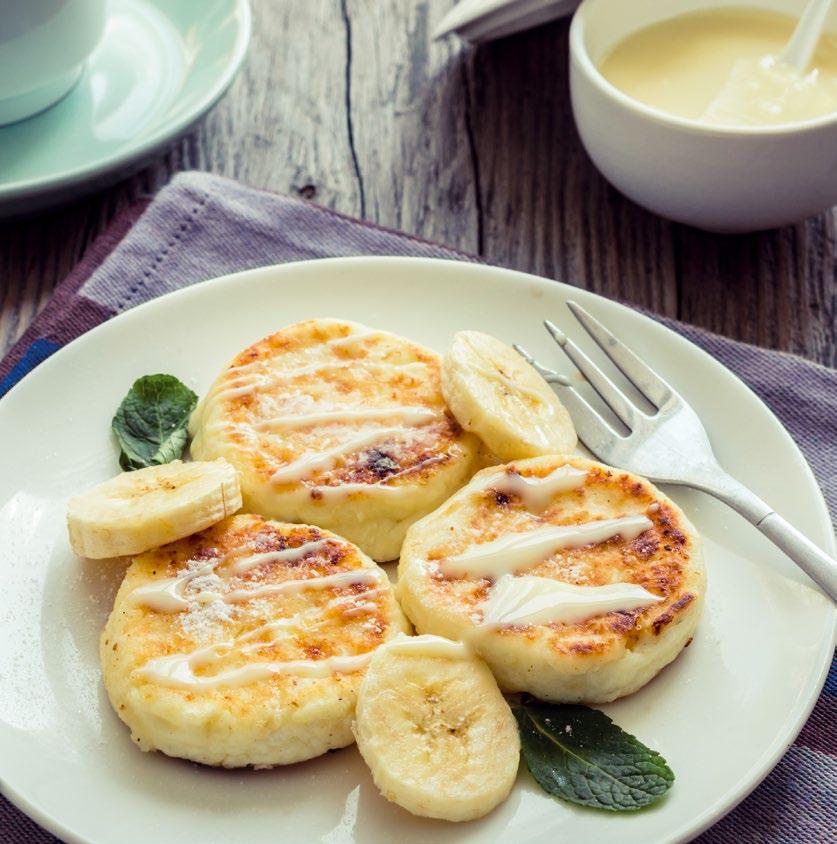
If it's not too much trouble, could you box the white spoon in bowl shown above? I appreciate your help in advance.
[702,0,836,125]
[780,0,835,72]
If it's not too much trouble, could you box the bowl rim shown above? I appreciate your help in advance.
[570,0,837,137]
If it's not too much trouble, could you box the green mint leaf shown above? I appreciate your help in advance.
[512,697,674,811]
[112,375,198,471]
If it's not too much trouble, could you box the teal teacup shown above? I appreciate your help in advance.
[0,0,106,125]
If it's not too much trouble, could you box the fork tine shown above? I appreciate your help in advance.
[513,343,572,386]
[543,320,640,429]
[565,301,674,409]
[553,386,623,457]
[514,339,624,457]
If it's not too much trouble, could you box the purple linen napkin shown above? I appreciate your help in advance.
[1,171,833,844]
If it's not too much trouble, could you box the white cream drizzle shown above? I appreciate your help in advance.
[135,643,373,690]
[233,359,427,383]
[255,406,437,430]
[480,574,663,627]
[471,465,587,511]
[200,328,444,496]
[224,568,384,604]
[132,564,388,690]
[439,515,654,578]
[299,453,447,501]
[130,539,381,613]
[130,564,216,613]
[228,539,335,575]
[382,633,472,660]
[325,588,386,617]
[326,329,390,348]
[206,381,265,403]
[207,358,430,406]
[213,369,265,386]
[309,482,410,501]
[226,359,264,376]
[269,426,410,485]
[236,616,325,644]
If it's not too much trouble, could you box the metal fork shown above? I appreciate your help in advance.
[515,300,837,601]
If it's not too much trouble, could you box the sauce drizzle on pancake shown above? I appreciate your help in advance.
[469,465,588,511]
[439,515,654,578]
[480,574,662,627]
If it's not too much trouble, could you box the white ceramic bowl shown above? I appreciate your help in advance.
[570,0,837,232]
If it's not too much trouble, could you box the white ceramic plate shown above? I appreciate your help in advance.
[0,257,833,844]
[0,0,250,217]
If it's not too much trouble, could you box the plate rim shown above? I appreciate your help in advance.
[0,255,834,844]
[0,0,252,203]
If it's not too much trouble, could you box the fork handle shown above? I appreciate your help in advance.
[700,474,837,601]
[757,513,837,601]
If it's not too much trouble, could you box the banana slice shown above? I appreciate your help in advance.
[353,633,520,822]
[67,459,242,559]
[442,330,576,461]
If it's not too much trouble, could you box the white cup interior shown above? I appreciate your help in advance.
[579,0,837,64]
[573,0,837,132]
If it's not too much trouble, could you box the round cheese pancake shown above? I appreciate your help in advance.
[189,319,481,561]
[101,514,409,768]
[397,455,705,704]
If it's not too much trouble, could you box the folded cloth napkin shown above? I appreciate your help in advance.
[1,171,833,843]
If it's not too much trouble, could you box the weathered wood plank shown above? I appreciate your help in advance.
[344,0,481,251]
[460,19,680,319]
[673,215,837,363]
[216,0,360,207]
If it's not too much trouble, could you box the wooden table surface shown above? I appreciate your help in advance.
[1,0,835,366]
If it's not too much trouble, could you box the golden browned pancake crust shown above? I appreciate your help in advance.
[190,320,480,560]
[397,455,706,703]
[102,514,409,767]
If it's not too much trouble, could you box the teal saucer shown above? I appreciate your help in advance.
[0,0,250,217]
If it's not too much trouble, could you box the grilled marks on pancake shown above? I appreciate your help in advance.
[189,320,482,561]
[102,514,411,767]
[419,467,695,645]
[652,593,696,635]
[397,456,705,703]
[196,322,468,492]
[129,516,393,675]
